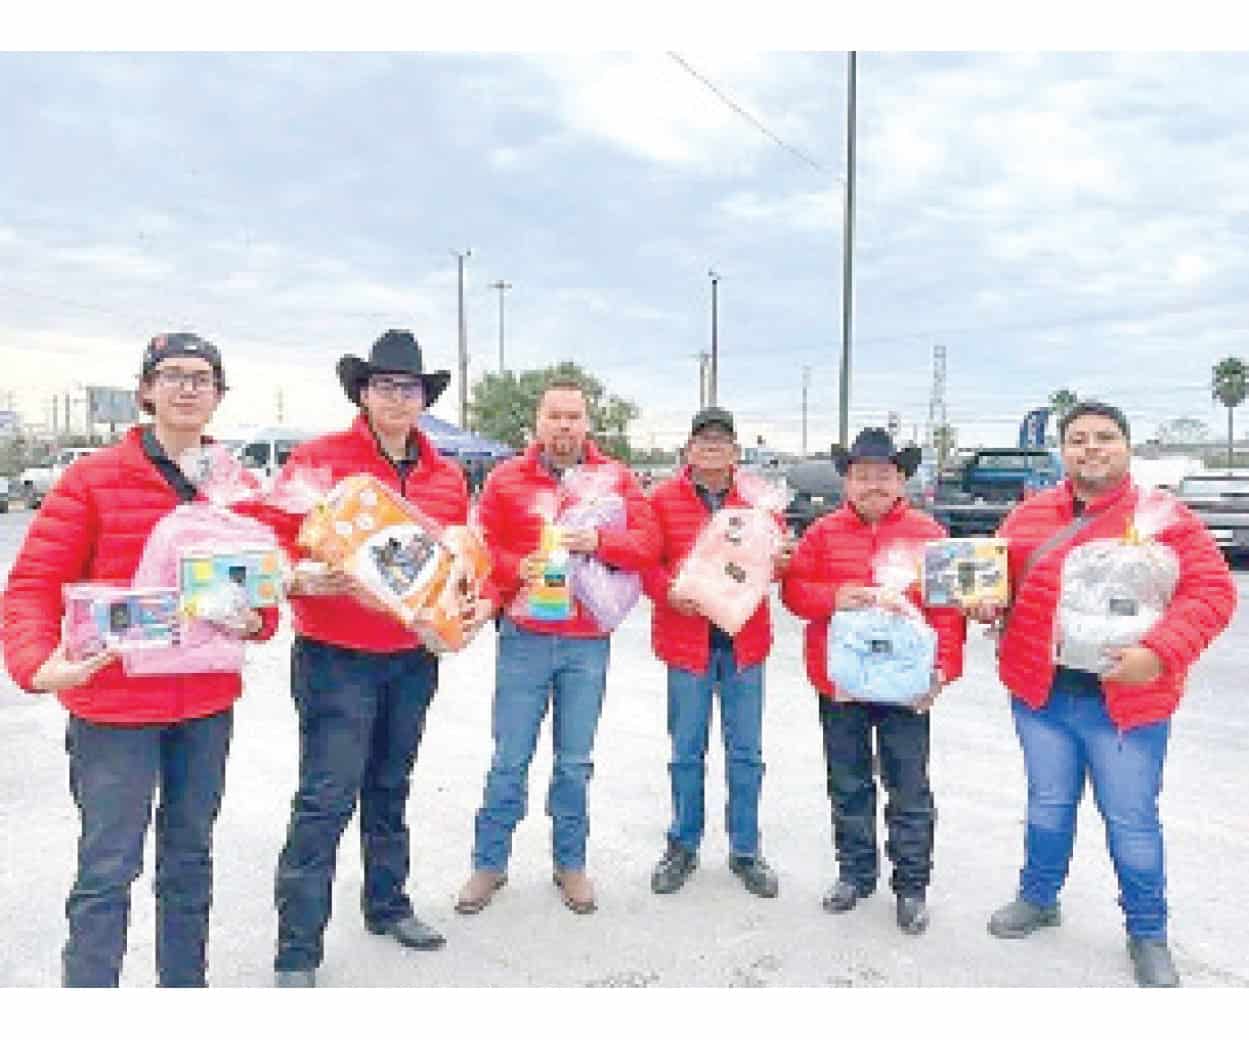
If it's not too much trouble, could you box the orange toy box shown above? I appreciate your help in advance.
[416,525,492,653]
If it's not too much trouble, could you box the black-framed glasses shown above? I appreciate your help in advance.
[368,375,424,401]
[152,368,217,392]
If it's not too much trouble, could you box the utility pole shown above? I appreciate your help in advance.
[708,269,721,406]
[695,351,711,409]
[802,366,811,457]
[276,388,286,424]
[838,50,857,451]
[488,279,512,374]
[452,248,472,429]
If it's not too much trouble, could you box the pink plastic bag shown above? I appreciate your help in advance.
[560,468,641,631]
[124,504,281,675]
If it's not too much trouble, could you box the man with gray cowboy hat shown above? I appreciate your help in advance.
[253,330,488,987]
[782,427,965,935]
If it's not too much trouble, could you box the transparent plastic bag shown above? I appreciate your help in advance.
[176,442,260,506]
[560,466,641,631]
[63,583,181,660]
[1055,491,1180,674]
[509,489,574,624]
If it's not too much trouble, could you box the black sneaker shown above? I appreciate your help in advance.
[651,842,698,894]
[729,854,779,898]
[987,897,1061,939]
[1127,937,1180,988]
[821,879,873,913]
[896,894,930,935]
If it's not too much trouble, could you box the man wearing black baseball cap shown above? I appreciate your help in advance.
[641,406,792,899]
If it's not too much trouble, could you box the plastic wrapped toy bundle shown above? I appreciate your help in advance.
[415,525,492,653]
[125,504,280,674]
[669,473,790,637]
[826,543,937,705]
[63,583,181,660]
[1055,491,1181,674]
[560,466,642,632]
[176,441,260,506]
[298,473,453,628]
[508,490,573,624]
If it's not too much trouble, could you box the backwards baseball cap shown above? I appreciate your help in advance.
[141,332,226,384]
[690,406,736,439]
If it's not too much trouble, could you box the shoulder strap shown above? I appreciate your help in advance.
[1016,514,1094,592]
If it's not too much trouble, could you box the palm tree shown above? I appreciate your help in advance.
[1049,388,1079,420]
[1212,357,1248,467]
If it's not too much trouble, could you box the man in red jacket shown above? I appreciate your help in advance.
[972,401,1235,987]
[260,330,478,988]
[455,379,660,916]
[782,428,965,936]
[642,407,791,898]
[2,333,278,987]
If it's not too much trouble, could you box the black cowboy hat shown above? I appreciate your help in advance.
[832,426,922,478]
[336,329,451,407]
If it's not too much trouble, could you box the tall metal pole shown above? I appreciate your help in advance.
[698,351,710,409]
[838,51,857,451]
[489,279,512,374]
[802,365,811,457]
[452,248,472,428]
[708,269,720,406]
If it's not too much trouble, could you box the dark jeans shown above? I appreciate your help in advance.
[62,709,233,988]
[817,696,934,896]
[274,637,438,972]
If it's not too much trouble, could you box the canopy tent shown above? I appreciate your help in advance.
[416,415,515,460]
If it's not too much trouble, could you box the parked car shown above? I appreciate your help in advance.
[783,460,843,535]
[232,427,318,489]
[0,475,9,513]
[1176,470,1249,557]
[19,446,98,508]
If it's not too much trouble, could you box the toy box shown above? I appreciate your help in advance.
[922,538,1009,608]
[64,583,181,659]
[178,546,284,617]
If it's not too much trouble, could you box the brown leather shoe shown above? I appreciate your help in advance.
[553,869,597,914]
[454,870,507,914]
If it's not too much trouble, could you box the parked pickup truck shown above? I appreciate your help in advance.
[18,447,98,508]
[931,448,1063,536]
[1176,470,1249,558]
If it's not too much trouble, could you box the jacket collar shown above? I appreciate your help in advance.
[1057,473,1135,517]
[350,412,437,470]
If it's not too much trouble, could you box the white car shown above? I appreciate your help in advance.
[19,447,97,508]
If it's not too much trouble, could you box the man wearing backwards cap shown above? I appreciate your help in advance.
[782,427,965,936]
[2,332,279,987]
[641,407,793,899]
[256,330,482,987]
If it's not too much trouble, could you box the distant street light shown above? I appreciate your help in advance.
[708,268,721,406]
[489,279,512,374]
[451,248,472,428]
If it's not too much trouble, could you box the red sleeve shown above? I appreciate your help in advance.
[781,521,838,620]
[1139,505,1237,677]
[478,469,525,610]
[595,469,662,573]
[2,467,98,691]
[925,604,967,682]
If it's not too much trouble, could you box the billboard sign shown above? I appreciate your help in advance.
[87,387,139,426]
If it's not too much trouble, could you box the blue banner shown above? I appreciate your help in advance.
[1018,407,1050,448]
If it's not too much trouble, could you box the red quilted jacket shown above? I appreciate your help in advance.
[996,475,1235,729]
[246,413,469,653]
[781,499,966,700]
[641,466,779,674]
[2,426,279,723]
[477,440,661,638]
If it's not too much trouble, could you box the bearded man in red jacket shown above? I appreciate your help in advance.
[2,333,279,987]
[782,428,965,936]
[454,379,661,916]
[972,402,1235,987]
[258,330,481,988]
[642,407,792,899]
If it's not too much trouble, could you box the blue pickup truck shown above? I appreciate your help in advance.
[931,448,1063,536]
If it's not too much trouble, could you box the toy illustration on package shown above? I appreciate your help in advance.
[298,473,453,628]
[179,546,284,617]
[527,521,574,622]
[923,537,1009,608]
[668,472,790,637]
[826,543,937,706]
[64,583,181,660]
[560,465,642,631]
[416,525,493,653]
[1055,490,1181,674]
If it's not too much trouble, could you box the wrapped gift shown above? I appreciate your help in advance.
[1055,492,1180,674]
[520,522,573,622]
[415,525,493,653]
[64,583,181,660]
[179,546,284,616]
[561,466,641,632]
[298,474,452,627]
[922,537,1009,608]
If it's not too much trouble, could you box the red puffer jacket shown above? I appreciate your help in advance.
[997,476,1235,729]
[478,440,661,638]
[781,499,966,700]
[247,413,469,653]
[2,427,279,723]
[641,466,780,674]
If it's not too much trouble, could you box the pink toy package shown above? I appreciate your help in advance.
[560,466,641,631]
[63,582,182,660]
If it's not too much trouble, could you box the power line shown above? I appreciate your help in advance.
[666,52,834,176]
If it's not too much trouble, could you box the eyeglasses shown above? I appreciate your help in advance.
[691,433,735,447]
[368,376,424,401]
[152,368,217,392]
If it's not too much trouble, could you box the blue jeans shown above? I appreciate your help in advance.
[274,637,438,972]
[666,648,765,859]
[472,617,610,872]
[62,709,233,987]
[1011,668,1171,939]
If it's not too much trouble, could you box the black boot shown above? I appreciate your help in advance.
[729,854,779,898]
[822,878,871,913]
[896,894,930,935]
[650,842,698,895]
[1127,938,1180,988]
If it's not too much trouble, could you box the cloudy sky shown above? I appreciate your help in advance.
[3,44,1247,452]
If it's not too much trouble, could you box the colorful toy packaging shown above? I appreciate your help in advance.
[669,472,790,637]
[561,466,642,631]
[415,525,492,653]
[826,544,937,705]
[923,537,1009,609]
[1055,491,1181,674]
[63,583,181,659]
[178,547,284,616]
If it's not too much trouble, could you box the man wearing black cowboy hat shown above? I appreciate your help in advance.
[255,330,487,986]
[782,427,965,935]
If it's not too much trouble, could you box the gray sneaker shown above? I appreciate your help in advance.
[729,854,779,898]
[651,842,698,894]
[987,897,1061,939]
[1127,938,1180,988]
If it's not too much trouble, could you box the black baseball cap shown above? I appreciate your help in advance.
[690,406,736,439]
[141,332,225,383]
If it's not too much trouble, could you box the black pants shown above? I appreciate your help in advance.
[818,696,935,897]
